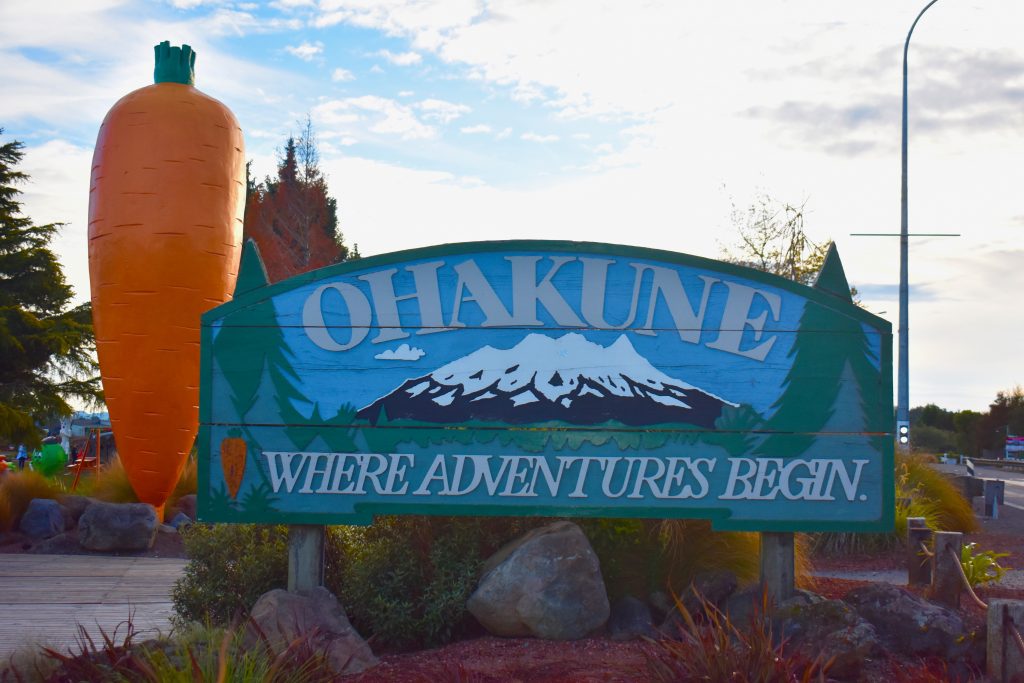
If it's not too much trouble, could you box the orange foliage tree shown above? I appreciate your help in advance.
[243,118,356,282]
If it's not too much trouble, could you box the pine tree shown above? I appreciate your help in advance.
[0,130,101,447]
[243,117,357,283]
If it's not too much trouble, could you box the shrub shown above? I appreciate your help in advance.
[330,515,540,651]
[0,470,61,532]
[173,516,535,650]
[172,524,291,626]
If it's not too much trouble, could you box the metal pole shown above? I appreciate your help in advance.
[898,0,941,451]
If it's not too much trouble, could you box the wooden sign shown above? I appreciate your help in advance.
[198,240,893,532]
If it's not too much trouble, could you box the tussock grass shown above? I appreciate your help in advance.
[0,470,62,532]
[76,456,139,504]
[813,451,977,556]
[902,453,977,533]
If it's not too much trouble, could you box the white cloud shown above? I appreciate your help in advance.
[460,124,491,134]
[415,98,470,124]
[521,132,559,143]
[313,96,436,140]
[285,41,324,61]
[168,0,220,8]
[495,128,512,140]
[374,49,422,66]
[331,67,355,81]
[375,343,426,361]
[398,90,414,97]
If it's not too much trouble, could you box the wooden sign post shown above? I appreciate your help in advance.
[198,240,893,599]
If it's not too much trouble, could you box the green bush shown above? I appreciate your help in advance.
[173,516,539,651]
[330,515,540,651]
[173,524,291,626]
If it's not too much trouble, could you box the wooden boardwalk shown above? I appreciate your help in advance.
[0,554,187,661]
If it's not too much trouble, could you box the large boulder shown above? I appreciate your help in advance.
[467,521,610,639]
[19,499,64,539]
[245,587,377,676]
[57,494,95,527]
[775,597,882,680]
[843,584,976,662]
[78,501,158,551]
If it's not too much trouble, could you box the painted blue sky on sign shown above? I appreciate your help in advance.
[208,249,856,423]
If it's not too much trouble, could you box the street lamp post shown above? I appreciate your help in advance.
[898,0,942,451]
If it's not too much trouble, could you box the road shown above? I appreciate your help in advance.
[974,464,1024,510]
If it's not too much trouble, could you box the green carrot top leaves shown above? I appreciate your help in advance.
[154,41,196,86]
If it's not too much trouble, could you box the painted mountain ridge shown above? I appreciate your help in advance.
[356,333,737,428]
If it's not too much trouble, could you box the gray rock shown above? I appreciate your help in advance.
[173,494,197,521]
[57,494,95,527]
[648,590,673,620]
[844,584,976,662]
[724,586,823,629]
[467,521,610,639]
[168,512,192,530]
[607,596,656,641]
[19,499,64,539]
[78,502,158,551]
[681,569,739,615]
[775,597,882,679]
[245,587,377,675]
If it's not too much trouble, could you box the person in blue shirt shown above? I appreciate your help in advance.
[16,445,27,470]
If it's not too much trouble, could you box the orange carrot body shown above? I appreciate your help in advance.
[88,44,244,518]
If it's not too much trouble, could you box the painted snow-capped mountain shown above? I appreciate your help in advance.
[356,333,737,428]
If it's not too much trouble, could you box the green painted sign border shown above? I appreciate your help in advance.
[198,239,895,533]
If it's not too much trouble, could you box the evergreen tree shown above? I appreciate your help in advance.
[0,130,100,447]
[243,117,358,283]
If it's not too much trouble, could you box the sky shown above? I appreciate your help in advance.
[2,0,1022,414]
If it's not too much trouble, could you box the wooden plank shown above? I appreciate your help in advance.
[0,555,185,662]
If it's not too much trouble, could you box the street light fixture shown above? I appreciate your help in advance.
[897,0,942,451]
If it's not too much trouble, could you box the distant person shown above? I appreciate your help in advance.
[16,445,27,470]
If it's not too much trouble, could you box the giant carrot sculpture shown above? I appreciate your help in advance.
[88,42,245,518]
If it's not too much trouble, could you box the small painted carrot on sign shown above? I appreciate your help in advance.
[220,431,247,499]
